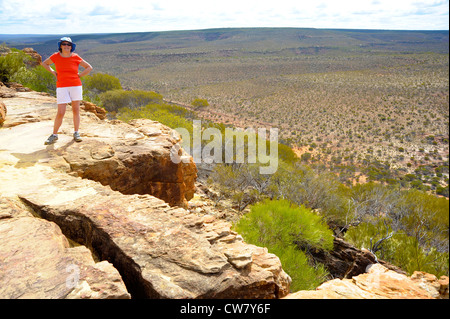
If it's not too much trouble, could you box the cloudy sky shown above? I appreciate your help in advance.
[0,0,448,34]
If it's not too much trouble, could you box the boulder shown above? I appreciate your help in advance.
[0,162,291,299]
[285,263,448,299]
[17,180,290,298]
[62,117,197,208]
[5,82,31,92]
[80,101,107,120]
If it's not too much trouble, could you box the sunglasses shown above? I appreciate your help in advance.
[61,43,72,46]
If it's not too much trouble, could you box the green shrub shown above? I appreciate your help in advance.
[16,65,56,94]
[301,152,312,163]
[345,221,449,277]
[277,142,298,164]
[397,189,449,246]
[0,49,56,94]
[118,103,193,134]
[100,89,163,112]
[234,199,333,291]
[436,185,449,197]
[82,73,122,105]
[83,72,122,93]
[191,98,209,108]
[0,50,29,82]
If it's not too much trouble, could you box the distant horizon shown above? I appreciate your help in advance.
[1,0,448,35]
[1,26,449,37]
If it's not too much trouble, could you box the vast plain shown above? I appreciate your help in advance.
[3,28,449,192]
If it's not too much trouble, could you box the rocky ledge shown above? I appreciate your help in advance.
[285,263,448,299]
[0,89,290,299]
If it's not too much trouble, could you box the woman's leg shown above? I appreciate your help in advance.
[71,100,80,132]
[53,103,67,134]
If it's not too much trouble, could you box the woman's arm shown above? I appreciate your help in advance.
[78,59,93,78]
[40,58,57,78]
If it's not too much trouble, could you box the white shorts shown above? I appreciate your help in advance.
[56,86,83,104]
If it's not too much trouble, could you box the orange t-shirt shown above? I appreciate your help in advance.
[50,52,83,88]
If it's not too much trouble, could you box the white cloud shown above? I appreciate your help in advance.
[0,0,448,34]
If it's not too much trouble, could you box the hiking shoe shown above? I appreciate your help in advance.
[44,134,58,145]
[73,132,82,142]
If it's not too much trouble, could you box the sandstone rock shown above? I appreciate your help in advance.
[0,81,16,98]
[80,101,107,120]
[438,276,449,297]
[0,197,130,299]
[285,263,445,299]
[0,101,6,125]
[0,90,291,299]
[1,91,197,208]
[5,82,31,92]
[0,91,55,128]
[63,118,197,208]
[22,48,42,68]
[14,172,290,298]
[411,271,449,299]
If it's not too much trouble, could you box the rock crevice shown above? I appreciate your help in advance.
[19,196,155,299]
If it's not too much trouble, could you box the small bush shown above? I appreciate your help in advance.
[100,89,163,112]
[118,102,193,134]
[345,221,449,277]
[0,50,28,82]
[16,65,56,94]
[234,199,333,291]
[191,98,209,108]
[0,48,56,94]
[83,73,122,94]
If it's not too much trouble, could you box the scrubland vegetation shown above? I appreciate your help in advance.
[0,45,55,93]
[65,28,449,197]
[2,28,448,290]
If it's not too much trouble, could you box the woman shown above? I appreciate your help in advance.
[41,37,93,144]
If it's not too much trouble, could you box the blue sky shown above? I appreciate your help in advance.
[0,0,448,34]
